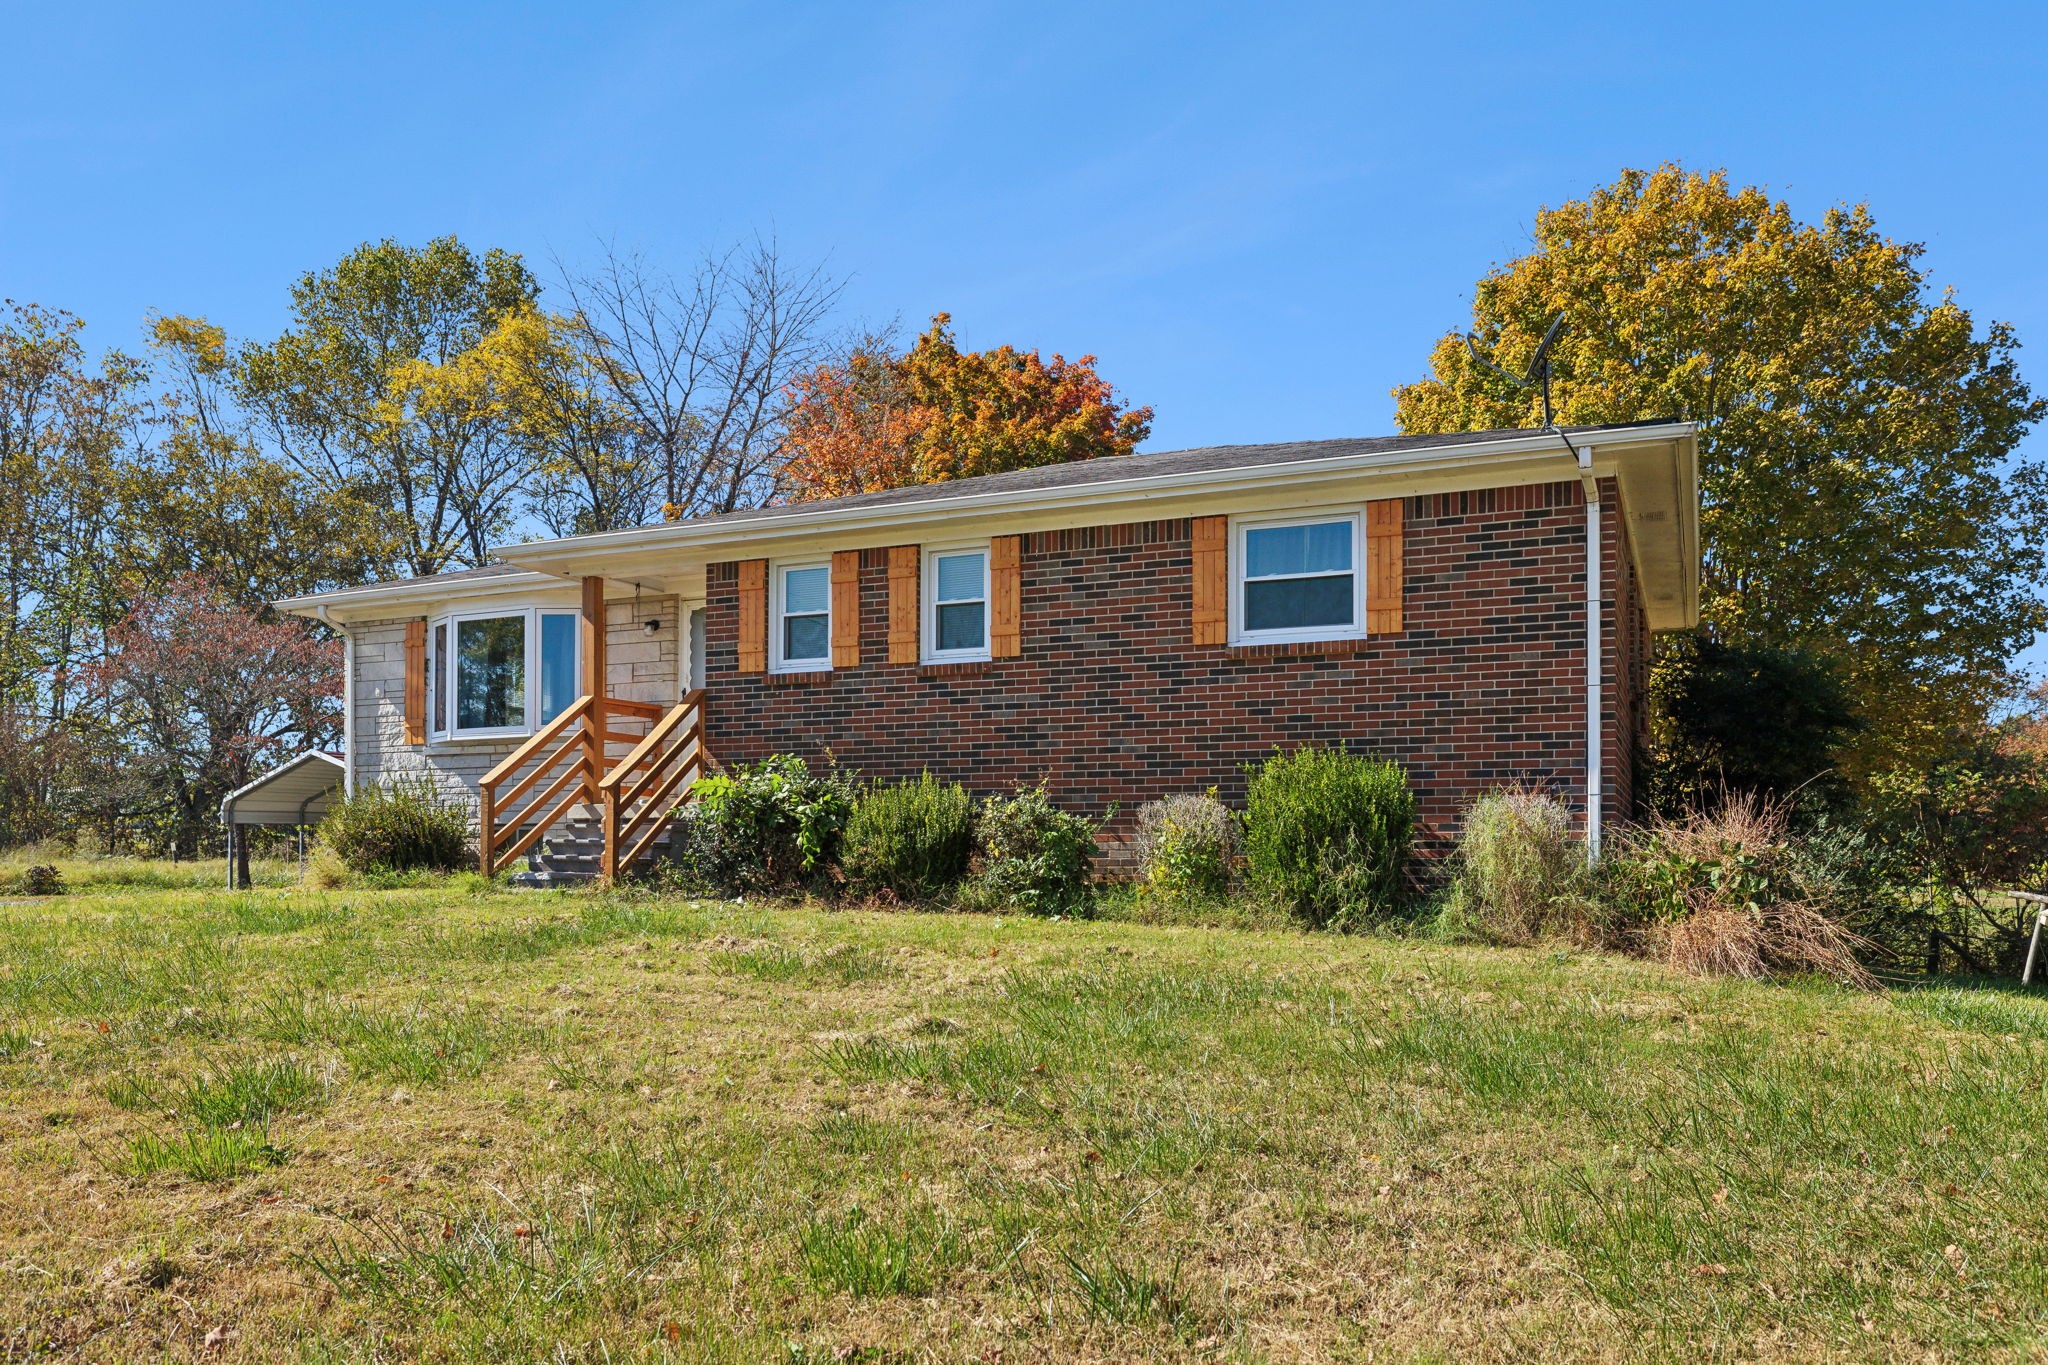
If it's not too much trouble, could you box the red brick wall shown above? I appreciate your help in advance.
[1603,492,1651,834]
[702,478,1647,862]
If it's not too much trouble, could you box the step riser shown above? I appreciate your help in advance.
[513,814,677,886]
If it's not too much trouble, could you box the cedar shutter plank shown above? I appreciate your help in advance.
[990,535,1021,658]
[1191,515,1228,646]
[1366,499,1404,634]
[887,546,920,664]
[737,559,767,673]
[831,550,861,668]
[402,619,427,745]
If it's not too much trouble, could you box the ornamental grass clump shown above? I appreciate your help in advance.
[842,772,974,902]
[1242,747,1414,929]
[1601,792,1877,988]
[318,778,469,874]
[1444,786,1590,945]
[1133,791,1235,901]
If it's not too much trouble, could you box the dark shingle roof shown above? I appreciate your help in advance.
[669,422,1673,530]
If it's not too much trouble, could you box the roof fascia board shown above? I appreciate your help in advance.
[496,424,1695,572]
[274,571,579,622]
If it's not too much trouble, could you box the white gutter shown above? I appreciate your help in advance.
[1575,446,1603,858]
[273,569,566,619]
[315,605,356,797]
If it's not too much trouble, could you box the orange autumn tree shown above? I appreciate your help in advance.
[774,313,1152,501]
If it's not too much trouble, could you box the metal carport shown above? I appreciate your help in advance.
[219,751,344,889]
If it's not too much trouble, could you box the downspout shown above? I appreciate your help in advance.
[1574,446,1603,858]
[316,606,355,797]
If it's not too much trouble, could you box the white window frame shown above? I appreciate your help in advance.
[922,541,992,663]
[427,606,582,742]
[1229,509,1368,646]
[769,559,834,674]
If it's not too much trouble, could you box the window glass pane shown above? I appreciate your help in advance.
[538,614,577,724]
[455,615,525,730]
[785,613,828,661]
[1244,575,1354,632]
[937,600,986,651]
[1245,521,1352,579]
[432,623,448,734]
[935,551,985,603]
[783,565,829,615]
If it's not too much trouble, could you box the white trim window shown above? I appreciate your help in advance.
[771,561,833,673]
[1231,511,1365,644]
[429,607,582,741]
[923,544,990,662]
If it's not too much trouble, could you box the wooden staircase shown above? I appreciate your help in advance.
[477,690,712,884]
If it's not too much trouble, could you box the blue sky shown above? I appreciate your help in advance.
[6,2,2048,660]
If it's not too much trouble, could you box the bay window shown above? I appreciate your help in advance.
[428,607,582,740]
[1233,512,1364,643]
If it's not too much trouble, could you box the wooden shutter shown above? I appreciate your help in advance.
[990,535,1021,658]
[887,546,919,664]
[831,550,861,668]
[1191,515,1228,646]
[737,559,767,673]
[1366,499,1404,634]
[401,619,427,745]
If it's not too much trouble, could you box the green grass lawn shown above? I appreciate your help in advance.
[3,876,2046,1362]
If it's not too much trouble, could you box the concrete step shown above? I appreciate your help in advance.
[510,812,677,888]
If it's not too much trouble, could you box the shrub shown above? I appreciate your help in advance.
[669,754,855,894]
[17,864,66,897]
[1599,793,1876,987]
[317,779,469,874]
[843,772,973,901]
[1445,787,1587,944]
[1242,748,1414,928]
[1133,790,1235,900]
[968,784,1100,916]
[306,847,349,890]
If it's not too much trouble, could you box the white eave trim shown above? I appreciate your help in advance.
[489,424,1698,571]
[273,569,575,621]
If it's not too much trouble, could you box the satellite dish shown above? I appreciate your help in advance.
[1465,313,1567,429]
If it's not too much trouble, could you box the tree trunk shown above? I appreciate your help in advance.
[233,825,251,890]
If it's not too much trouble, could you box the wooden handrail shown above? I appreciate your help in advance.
[479,695,593,794]
[477,691,710,882]
[491,777,592,873]
[493,755,594,858]
[599,692,709,881]
[617,731,702,856]
[620,753,702,869]
[599,690,704,793]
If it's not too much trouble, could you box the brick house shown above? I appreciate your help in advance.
[277,421,1699,879]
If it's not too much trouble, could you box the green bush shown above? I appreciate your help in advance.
[318,779,469,874]
[669,754,855,894]
[968,784,1100,916]
[1595,794,1876,986]
[1443,787,1587,944]
[843,772,974,901]
[1242,748,1414,929]
[1133,790,1235,900]
[16,863,66,897]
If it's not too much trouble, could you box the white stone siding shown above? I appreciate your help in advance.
[348,597,681,823]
